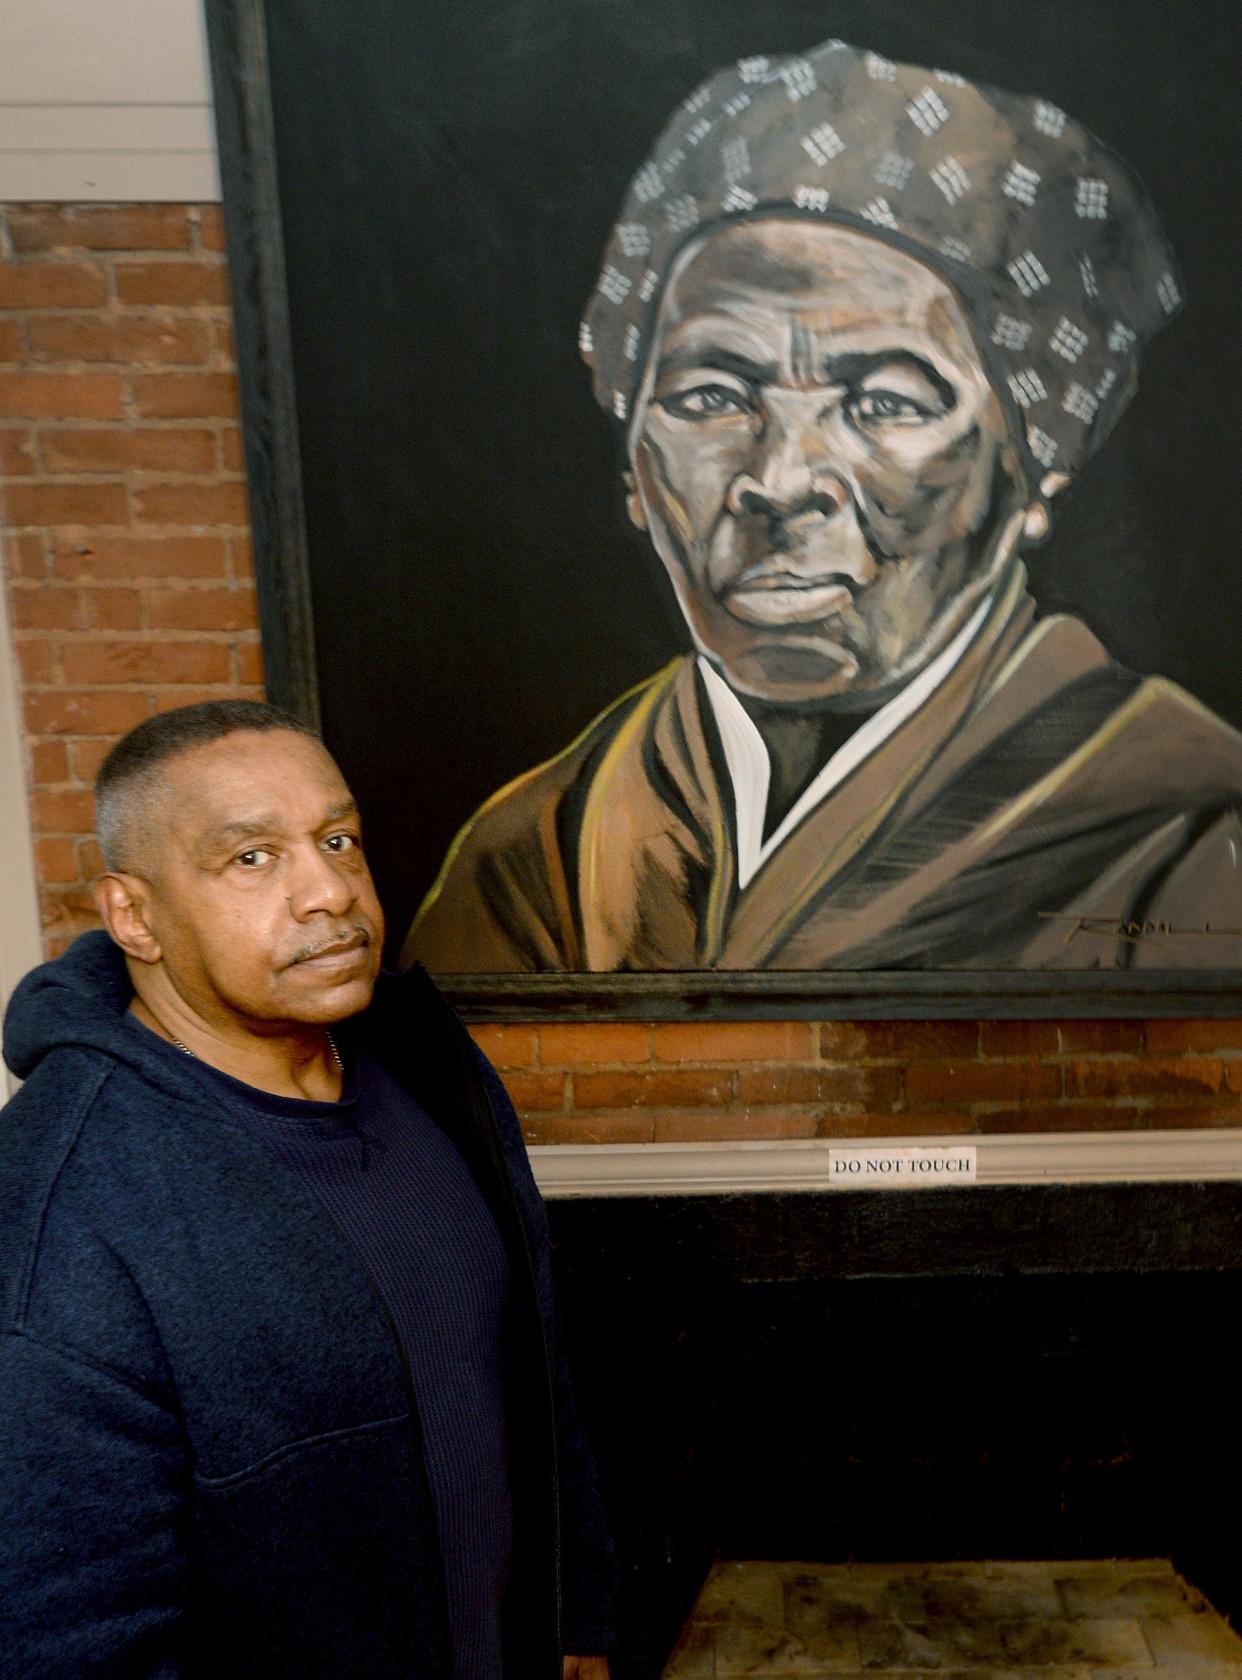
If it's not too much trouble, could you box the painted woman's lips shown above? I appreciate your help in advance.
[724,576,854,627]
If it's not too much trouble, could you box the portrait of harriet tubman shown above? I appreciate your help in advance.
[404,37,1242,975]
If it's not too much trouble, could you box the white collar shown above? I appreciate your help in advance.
[698,595,992,890]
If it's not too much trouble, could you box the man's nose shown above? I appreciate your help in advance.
[726,404,849,521]
[288,845,355,919]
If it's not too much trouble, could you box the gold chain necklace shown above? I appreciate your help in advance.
[167,1031,344,1073]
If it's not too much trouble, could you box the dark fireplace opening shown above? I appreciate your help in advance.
[549,1182,1242,1679]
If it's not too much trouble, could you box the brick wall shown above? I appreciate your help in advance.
[3,201,1241,1145]
[1,204,260,955]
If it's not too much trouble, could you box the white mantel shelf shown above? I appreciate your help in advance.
[529,1129,1242,1198]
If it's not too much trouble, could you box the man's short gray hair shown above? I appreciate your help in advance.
[95,699,318,872]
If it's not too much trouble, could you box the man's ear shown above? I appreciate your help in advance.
[93,873,163,965]
[622,469,647,533]
[1022,470,1072,541]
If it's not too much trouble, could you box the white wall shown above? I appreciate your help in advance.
[0,576,43,1095]
[0,0,220,202]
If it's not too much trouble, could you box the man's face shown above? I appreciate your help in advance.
[628,218,1026,705]
[138,729,384,1031]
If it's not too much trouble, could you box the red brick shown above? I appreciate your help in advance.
[2,481,129,527]
[16,639,56,683]
[0,320,23,360]
[220,426,245,471]
[4,532,51,577]
[820,1020,979,1061]
[0,261,108,309]
[540,1023,651,1066]
[1057,1020,1145,1054]
[573,1068,733,1109]
[114,261,230,307]
[69,739,112,782]
[212,319,237,363]
[523,1113,654,1146]
[236,641,264,686]
[501,1071,565,1113]
[132,481,250,526]
[27,315,210,367]
[653,1020,815,1062]
[25,688,150,735]
[466,1024,537,1069]
[142,584,255,631]
[30,740,69,781]
[1230,1064,1242,1095]
[230,532,254,579]
[34,837,79,883]
[817,1110,976,1138]
[979,1020,1061,1058]
[905,1059,1062,1106]
[131,372,240,420]
[1131,1101,1242,1127]
[1144,1018,1242,1055]
[0,372,126,420]
[976,1104,1143,1134]
[79,839,105,877]
[29,788,94,833]
[82,587,144,630]
[196,207,228,254]
[11,585,83,634]
[51,533,230,580]
[0,428,37,474]
[1065,1058,1226,1100]
[8,206,192,253]
[736,1064,902,1110]
[39,427,216,474]
[62,639,232,686]
[156,684,256,709]
[654,1110,819,1142]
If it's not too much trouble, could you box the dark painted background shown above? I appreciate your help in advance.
[261,0,1241,950]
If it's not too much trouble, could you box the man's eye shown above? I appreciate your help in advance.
[851,389,936,425]
[660,384,750,420]
[234,848,272,869]
[323,833,359,854]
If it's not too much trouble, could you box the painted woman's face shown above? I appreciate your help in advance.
[628,218,1027,705]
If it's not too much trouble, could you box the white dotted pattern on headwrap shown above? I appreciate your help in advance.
[581,37,1181,479]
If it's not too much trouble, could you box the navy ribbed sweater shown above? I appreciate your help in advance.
[124,1018,513,1680]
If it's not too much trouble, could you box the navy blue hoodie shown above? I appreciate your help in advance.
[0,933,616,1679]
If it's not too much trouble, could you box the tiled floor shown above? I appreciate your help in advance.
[663,1558,1242,1676]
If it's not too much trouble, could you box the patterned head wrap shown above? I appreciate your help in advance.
[581,38,1182,481]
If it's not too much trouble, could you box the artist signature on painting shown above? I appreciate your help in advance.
[1039,912,1242,946]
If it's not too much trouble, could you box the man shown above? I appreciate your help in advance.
[404,37,1242,973]
[0,701,615,1679]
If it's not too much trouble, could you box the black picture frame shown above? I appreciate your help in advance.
[203,0,1242,1019]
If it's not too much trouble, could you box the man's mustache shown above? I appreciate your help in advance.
[285,924,373,966]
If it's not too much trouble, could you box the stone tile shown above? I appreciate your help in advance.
[714,1620,859,1674]
[1112,1558,1174,1579]
[856,1617,1012,1669]
[785,1572,888,1632]
[884,1576,1062,1621]
[1144,1612,1242,1666]
[1061,1573,1206,1619]
[998,1618,1152,1667]
[693,1562,785,1626]
[987,1559,1122,1579]
[664,1622,715,1678]
[846,1561,981,1583]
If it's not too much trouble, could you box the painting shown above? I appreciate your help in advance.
[206,0,1242,1013]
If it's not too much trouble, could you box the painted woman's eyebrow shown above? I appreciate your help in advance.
[655,345,779,384]
[822,350,957,407]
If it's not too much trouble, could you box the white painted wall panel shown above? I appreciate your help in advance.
[0,0,212,105]
[0,578,43,1097]
[0,0,219,202]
